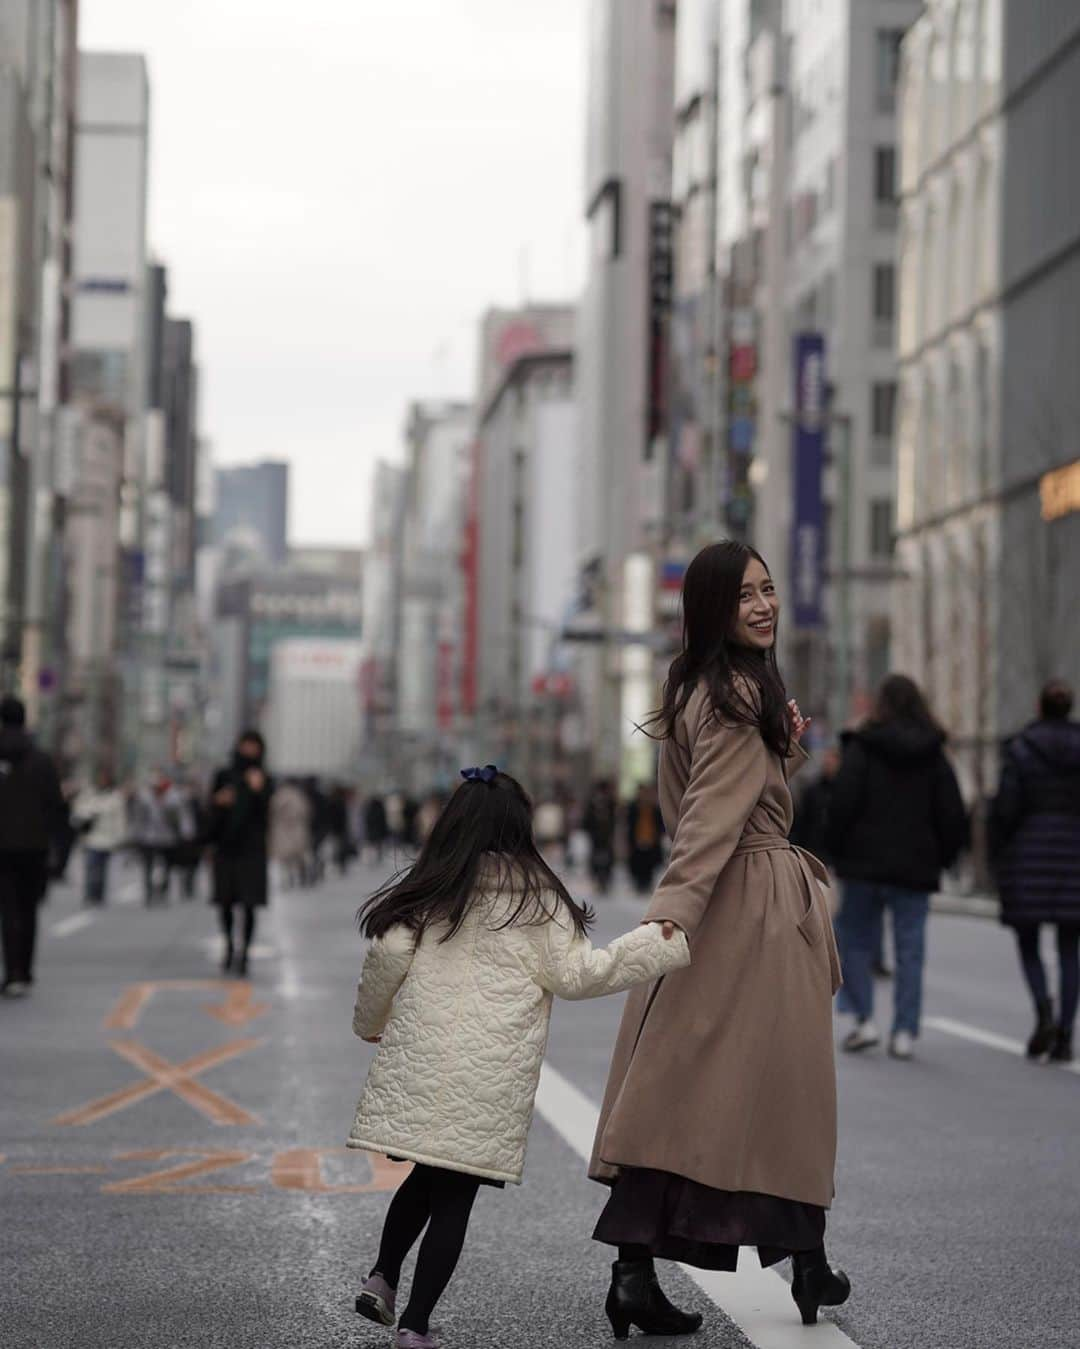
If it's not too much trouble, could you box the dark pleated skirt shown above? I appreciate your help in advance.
[593,1166,826,1271]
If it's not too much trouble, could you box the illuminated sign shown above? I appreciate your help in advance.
[1040,460,1080,521]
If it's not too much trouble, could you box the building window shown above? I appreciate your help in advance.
[869,499,894,558]
[872,263,895,345]
[870,381,897,465]
[875,29,904,112]
[874,145,898,228]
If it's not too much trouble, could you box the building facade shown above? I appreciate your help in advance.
[894,0,1080,799]
[214,460,289,566]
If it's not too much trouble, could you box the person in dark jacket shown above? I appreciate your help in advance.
[990,679,1080,1064]
[625,782,664,894]
[208,730,272,976]
[789,745,840,866]
[827,675,969,1059]
[583,778,618,895]
[364,794,389,863]
[0,697,66,996]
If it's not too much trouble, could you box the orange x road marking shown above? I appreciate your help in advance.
[103,980,268,1031]
[52,1038,263,1128]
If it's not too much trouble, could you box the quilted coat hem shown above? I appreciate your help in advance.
[345,1137,522,1185]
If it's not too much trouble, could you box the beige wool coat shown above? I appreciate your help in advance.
[589,683,842,1209]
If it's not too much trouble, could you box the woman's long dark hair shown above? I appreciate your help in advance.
[357,771,593,942]
[649,540,792,758]
[868,673,945,737]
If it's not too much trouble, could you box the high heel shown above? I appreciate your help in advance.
[604,1259,703,1339]
[791,1247,851,1326]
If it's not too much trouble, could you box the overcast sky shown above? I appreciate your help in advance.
[80,0,587,547]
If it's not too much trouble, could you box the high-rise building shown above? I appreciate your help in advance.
[578,0,677,776]
[359,460,406,782]
[894,1,1080,800]
[214,461,290,566]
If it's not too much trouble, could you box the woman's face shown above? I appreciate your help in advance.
[732,556,779,650]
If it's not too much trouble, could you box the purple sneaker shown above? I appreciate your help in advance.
[396,1332,442,1349]
[356,1271,396,1326]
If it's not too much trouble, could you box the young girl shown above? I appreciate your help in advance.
[347,766,689,1348]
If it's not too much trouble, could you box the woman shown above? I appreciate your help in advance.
[826,674,968,1060]
[590,541,847,1338]
[991,679,1080,1063]
[72,767,128,906]
[208,731,273,976]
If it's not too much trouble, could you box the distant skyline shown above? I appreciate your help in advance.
[80,1,587,546]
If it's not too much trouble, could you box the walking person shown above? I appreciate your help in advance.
[364,793,389,864]
[590,541,847,1336]
[72,768,128,906]
[0,696,66,997]
[827,674,969,1060]
[208,731,272,976]
[625,782,664,895]
[584,778,618,895]
[132,771,187,904]
[348,766,689,1348]
[269,778,312,889]
[990,679,1080,1063]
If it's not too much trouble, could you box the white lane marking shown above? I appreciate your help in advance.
[535,1064,862,1349]
[49,912,97,938]
[925,1015,1080,1076]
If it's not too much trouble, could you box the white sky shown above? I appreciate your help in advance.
[80,0,587,547]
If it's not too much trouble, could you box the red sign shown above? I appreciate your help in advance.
[730,344,757,382]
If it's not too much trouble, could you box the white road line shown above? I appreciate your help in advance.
[49,912,97,938]
[535,1064,861,1349]
[925,1015,1080,1076]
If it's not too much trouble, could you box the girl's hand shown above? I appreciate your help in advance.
[643,920,680,940]
[788,699,811,743]
[362,1034,382,1044]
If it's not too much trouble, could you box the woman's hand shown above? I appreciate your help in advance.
[362,1034,382,1044]
[643,920,680,940]
[788,699,811,743]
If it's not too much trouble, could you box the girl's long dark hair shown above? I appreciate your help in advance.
[357,771,593,942]
[649,540,792,758]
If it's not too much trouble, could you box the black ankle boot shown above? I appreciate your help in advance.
[604,1258,703,1341]
[1049,1026,1073,1063]
[222,943,234,974]
[790,1247,851,1326]
[1027,999,1056,1058]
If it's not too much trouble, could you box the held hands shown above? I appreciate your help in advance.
[362,1034,382,1044]
[643,920,680,940]
[788,699,811,743]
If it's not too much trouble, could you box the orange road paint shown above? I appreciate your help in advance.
[52,1037,263,1128]
[270,1148,410,1194]
[203,983,269,1027]
[102,1149,257,1195]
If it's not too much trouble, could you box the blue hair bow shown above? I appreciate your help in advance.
[460,764,498,785]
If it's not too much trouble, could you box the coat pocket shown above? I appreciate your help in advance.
[796,891,823,947]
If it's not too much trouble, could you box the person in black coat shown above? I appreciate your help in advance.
[625,782,665,894]
[990,680,1080,1063]
[0,697,66,996]
[826,675,969,1059]
[208,730,272,976]
[364,794,389,863]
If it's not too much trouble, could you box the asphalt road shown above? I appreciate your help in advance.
[2,853,1077,1349]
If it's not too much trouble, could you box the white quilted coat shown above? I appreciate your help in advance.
[347,877,690,1184]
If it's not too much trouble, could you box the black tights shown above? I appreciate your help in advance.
[219,904,256,952]
[1016,924,1080,1031]
[374,1163,482,1335]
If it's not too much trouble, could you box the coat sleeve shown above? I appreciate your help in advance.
[824,740,867,860]
[642,697,770,937]
[536,912,690,1001]
[352,925,417,1038]
[933,754,971,868]
[989,742,1024,850]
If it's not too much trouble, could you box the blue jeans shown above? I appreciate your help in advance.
[84,849,111,905]
[838,882,930,1036]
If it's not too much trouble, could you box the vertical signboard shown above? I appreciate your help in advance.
[790,333,826,628]
[645,201,675,455]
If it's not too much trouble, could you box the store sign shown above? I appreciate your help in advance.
[1040,459,1080,521]
[790,333,826,628]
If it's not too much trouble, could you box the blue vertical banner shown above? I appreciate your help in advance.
[791,332,826,628]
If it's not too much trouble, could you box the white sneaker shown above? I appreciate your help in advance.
[889,1031,914,1060]
[842,1020,880,1053]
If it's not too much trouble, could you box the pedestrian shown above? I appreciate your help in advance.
[364,793,389,864]
[304,777,330,884]
[269,778,312,889]
[583,778,618,894]
[990,679,1080,1063]
[171,780,204,900]
[72,767,128,906]
[328,783,356,874]
[827,673,969,1060]
[0,696,66,997]
[131,771,187,904]
[348,765,688,1349]
[208,730,272,976]
[533,791,568,865]
[589,541,847,1336]
[414,792,443,847]
[625,782,664,895]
